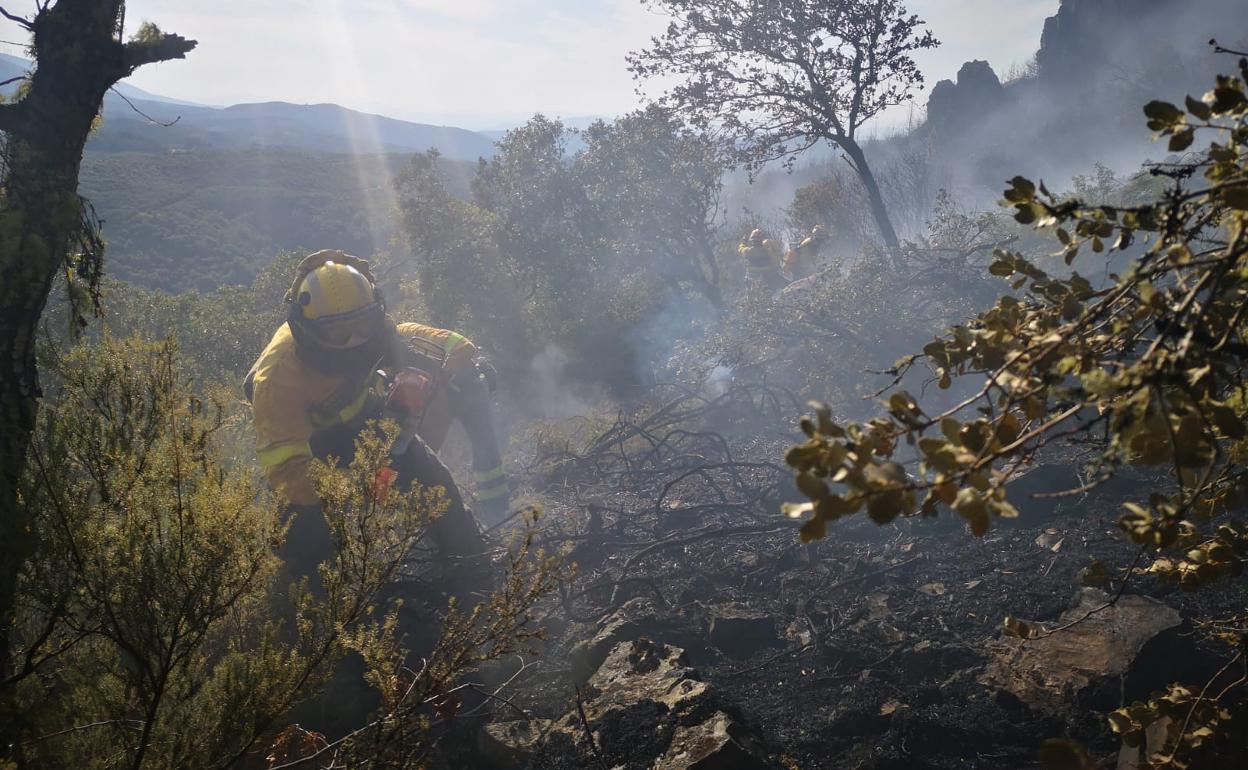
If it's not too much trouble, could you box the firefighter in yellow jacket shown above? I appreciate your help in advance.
[246,250,510,580]
[738,228,785,292]
[782,225,828,282]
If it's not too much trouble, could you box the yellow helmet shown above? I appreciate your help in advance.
[287,250,386,352]
[297,261,377,321]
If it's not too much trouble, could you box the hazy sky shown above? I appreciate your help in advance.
[0,0,1059,130]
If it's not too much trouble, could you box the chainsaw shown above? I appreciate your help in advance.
[365,338,449,502]
[381,361,445,458]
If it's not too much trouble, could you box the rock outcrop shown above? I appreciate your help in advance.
[655,711,772,770]
[926,60,1007,138]
[568,597,674,683]
[982,588,1183,713]
[1035,0,1246,85]
[1035,0,1172,85]
[922,0,1247,185]
[479,638,777,769]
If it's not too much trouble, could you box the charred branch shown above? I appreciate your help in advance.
[122,32,196,71]
[0,5,32,30]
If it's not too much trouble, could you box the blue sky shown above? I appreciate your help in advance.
[0,0,1059,130]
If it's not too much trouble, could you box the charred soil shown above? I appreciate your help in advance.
[448,384,1247,769]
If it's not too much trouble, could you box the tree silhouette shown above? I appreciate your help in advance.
[0,0,195,728]
[629,0,937,251]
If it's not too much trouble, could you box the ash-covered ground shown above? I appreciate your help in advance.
[424,383,1248,770]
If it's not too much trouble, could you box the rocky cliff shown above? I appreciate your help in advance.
[923,0,1246,186]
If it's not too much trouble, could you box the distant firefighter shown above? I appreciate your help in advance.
[738,228,785,293]
[782,225,828,282]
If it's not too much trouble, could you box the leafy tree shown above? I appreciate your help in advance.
[577,105,730,308]
[0,1,195,706]
[783,59,1248,767]
[628,0,938,251]
[391,151,533,375]
[438,115,705,388]
[393,113,731,389]
[471,115,600,342]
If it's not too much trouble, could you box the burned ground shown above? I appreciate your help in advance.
[440,383,1248,770]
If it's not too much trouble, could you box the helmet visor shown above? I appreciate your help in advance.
[304,302,384,349]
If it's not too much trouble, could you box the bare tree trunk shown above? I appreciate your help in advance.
[839,138,901,254]
[695,238,723,311]
[0,1,194,738]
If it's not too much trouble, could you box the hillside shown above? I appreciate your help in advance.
[0,53,497,161]
[80,150,476,292]
[89,99,498,159]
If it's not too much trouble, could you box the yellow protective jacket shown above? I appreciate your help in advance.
[738,239,782,274]
[783,233,824,275]
[249,320,476,506]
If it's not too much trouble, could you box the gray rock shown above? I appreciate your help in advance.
[653,711,771,770]
[549,639,775,769]
[477,719,552,768]
[982,588,1182,713]
[584,638,708,718]
[926,60,1006,136]
[568,597,663,684]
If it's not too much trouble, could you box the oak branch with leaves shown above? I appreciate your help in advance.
[784,59,1248,767]
[628,0,937,251]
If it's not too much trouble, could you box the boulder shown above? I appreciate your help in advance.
[546,638,776,769]
[477,719,553,768]
[569,597,665,683]
[584,638,708,719]
[653,711,771,770]
[982,588,1182,712]
[551,639,715,764]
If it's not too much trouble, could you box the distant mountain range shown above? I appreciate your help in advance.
[0,53,499,161]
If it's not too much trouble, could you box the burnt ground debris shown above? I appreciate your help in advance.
[431,382,1248,770]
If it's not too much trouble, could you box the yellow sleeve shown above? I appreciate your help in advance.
[396,322,478,374]
[252,349,319,507]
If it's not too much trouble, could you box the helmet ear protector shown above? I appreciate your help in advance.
[285,249,386,326]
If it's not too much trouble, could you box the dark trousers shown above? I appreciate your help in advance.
[420,366,509,522]
[279,423,487,734]
[306,420,485,560]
